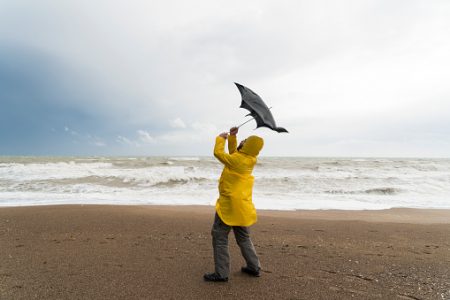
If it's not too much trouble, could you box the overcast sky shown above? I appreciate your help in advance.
[1,0,449,157]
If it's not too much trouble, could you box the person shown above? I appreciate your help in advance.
[203,126,264,282]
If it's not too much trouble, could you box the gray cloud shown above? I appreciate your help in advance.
[1,0,449,156]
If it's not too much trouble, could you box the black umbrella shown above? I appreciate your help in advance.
[235,82,288,133]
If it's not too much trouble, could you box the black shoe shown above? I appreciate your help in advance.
[203,272,228,282]
[241,267,261,277]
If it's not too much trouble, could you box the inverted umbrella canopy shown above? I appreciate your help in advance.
[235,82,288,133]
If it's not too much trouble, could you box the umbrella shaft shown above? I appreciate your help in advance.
[227,118,254,133]
[237,117,255,128]
[236,107,272,129]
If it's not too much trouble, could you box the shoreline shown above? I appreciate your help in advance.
[1,204,450,224]
[1,205,449,299]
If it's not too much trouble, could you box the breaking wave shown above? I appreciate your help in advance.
[1,157,450,210]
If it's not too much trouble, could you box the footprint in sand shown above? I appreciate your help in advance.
[397,294,421,300]
[321,269,337,275]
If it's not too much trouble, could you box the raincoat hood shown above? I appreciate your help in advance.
[240,135,264,157]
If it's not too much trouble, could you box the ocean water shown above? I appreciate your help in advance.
[0,156,449,210]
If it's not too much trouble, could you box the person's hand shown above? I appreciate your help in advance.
[229,127,239,136]
[219,132,228,139]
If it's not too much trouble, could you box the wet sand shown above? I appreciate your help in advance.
[1,205,449,299]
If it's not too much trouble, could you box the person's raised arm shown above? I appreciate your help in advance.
[214,132,238,167]
[228,127,238,154]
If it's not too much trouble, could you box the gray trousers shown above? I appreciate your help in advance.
[211,213,260,278]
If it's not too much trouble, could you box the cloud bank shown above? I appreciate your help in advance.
[1,0,449,156]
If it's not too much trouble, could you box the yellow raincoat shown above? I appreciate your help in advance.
[214,134,264,227]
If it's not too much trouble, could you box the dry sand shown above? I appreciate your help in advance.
[1,205,449,299]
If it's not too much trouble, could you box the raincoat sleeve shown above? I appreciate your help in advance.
[214,136,239,168]
[228,134,237,154]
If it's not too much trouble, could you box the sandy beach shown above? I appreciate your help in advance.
[1,205,449,299]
